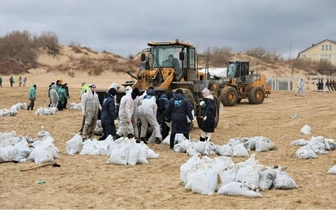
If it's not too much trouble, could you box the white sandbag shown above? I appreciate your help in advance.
[265,137,277,150]
[227,137,242,147]
[300,125,311,135]
[147,148,159,159]
[0,145,18,161]
[0,132,18,147]
[70,102,82,110]
[180,155,201,184]
[327,165,336,174]
[186,142,199,156]
[248,137,257,150]
[236,165,260,187]
[216,145,232,156]
[175,133,188,144]
[33,148,55,164]
[80,139,97,155]
[66,134,83,155]
[217,181,262,198]
[137,143,149,164]
[161,134,170,145]
[14,138,32,161]
[325,138,336,150]
[174,139,190,153]
[194,141,207,154]
[273,167,298,190]
[259,168,276,191]
[204,141,217,155]
[127,142,141,165]
[255,137,269,152]
[107,141,130,165]
[232,143,249,157]
[295,146,318,159]
[190,168,217,195]
[218,166,238,187]
[291,139,308,146]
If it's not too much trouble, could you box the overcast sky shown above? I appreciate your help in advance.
[0,0,335,59]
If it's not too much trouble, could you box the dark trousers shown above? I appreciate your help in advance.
[57,101,64,111]
[27,99,34,110]
[100,123,116,140]
[170,132,189,149]
[64,98,68,109]
[162,121,170,140]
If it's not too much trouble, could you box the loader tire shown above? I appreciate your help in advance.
[220,86,237,106]
[248,86,265,104]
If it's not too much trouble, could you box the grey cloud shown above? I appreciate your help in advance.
[0,0,335,58]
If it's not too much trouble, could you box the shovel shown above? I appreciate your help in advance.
[0,160,20,164]
[21,162,61,172]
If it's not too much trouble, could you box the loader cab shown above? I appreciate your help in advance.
[143,40,196,82]
[227,61,253,83]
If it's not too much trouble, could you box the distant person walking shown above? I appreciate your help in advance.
[0,75,2,87]
[23,77,27,86]
[9,76,14,87]
[18,76,22,86]
[295,78,305,97]
[27,84,37,110]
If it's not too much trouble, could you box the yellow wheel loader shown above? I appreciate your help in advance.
[116,39,220,129]
[215,61,271,106]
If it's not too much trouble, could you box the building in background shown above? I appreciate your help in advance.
[297,39,335,64]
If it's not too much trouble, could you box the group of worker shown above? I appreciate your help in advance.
[47,80,70,110]
[0,75,27,87]
[79,82,217,150]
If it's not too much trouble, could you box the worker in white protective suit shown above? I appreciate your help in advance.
[295,78,305,96]
[114,86,135,139]
[81,84,102,140]
[49,84,59,108]
[138,89,162,144]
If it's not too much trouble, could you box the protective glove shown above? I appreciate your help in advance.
[186,116,191,123]
[114,119,119,126]
[203,116,207,121]
[200,101,205,108]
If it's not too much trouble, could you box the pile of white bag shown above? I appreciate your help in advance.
[291,125,336,159]
[291,136,336,159]
[0,102,27,117]
[65,135,159,165]
[0,126,59,164]
[180,154,298,197]
[35,107,57,115]
[163,134,276,157]
[69,102,82,110]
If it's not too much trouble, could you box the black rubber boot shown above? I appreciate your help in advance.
[200,137,206,142]
[140,137,147,144]
[114,134,121,140]
[127,133,134,139]
[155,137,161,144]
[170,134,175,150]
